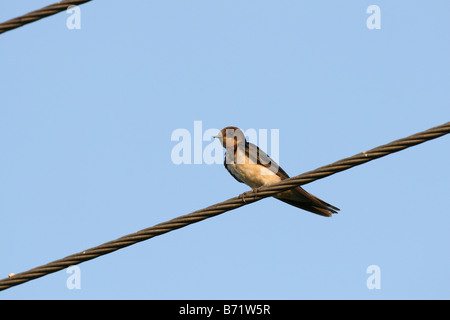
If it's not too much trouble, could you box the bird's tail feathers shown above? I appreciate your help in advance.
[275,187,340,217]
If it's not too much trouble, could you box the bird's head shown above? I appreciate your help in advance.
[214,126,246,148]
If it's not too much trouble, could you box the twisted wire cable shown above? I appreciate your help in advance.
[0,0,92,35]
[1,121,449,291]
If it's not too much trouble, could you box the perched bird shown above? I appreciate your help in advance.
[215,126,339,217]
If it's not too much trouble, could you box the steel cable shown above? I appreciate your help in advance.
[1,121,449,291]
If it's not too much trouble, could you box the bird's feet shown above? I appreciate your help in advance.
[239,191,250,203]
[239,187,264,203]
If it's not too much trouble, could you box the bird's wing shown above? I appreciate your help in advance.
[244,143,340,217]
[224,151,244,183]
[245,142,290,180]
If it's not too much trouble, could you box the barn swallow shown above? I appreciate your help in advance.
[215,126,339,217]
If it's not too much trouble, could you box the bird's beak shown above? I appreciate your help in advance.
[213,135,219,139]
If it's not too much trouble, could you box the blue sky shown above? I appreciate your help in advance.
[1,1,449,299]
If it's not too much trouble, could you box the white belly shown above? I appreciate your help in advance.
[228,148,282,189]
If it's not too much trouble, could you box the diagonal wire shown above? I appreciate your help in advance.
[0,0,92,35]
[1,121,449,291]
